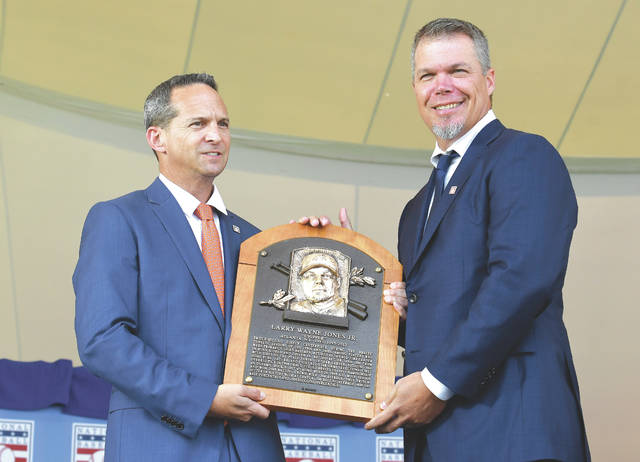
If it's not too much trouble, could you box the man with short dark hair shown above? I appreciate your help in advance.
[74,73,285,461]
[363,18,590,461]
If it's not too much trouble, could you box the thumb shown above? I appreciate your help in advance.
[380,385,398,410]
[242,386,266,402]
[339,207,353,230]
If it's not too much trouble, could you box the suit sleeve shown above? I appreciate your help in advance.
[428,135,578,398]
[73,202,217,438]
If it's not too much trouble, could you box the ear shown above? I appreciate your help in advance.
[146,126,167,154]
[485,68,496,97]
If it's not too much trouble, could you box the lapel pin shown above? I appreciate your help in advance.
[232,225,241,233]
[449,186,458,195]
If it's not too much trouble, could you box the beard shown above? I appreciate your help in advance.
[432,120,464,140]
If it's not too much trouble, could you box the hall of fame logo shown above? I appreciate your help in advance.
[71,423,106,462]
[376,436,403,462]
[280,433,338,462]
[0,418,34,462]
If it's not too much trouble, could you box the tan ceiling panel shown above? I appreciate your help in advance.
[489,0,623,154]
[187,0,404,143]
[1,0,197,110]
[367,0,620,152]
[0,0,636,161]
[560,0,638,158]
[361,8,433,151]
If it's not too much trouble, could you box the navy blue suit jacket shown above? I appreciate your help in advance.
[74,178,285,461]
[398,120,590,461]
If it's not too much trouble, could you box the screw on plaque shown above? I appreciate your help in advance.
[375,267,382,273]
[365,393,373,400]
[260,250,268,257]
[245,376,253,383]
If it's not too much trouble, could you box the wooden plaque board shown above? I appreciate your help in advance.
[224,223,401,422]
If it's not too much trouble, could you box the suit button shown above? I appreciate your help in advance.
[177,423,184,430]
[408,293,418,303]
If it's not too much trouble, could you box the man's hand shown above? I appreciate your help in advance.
[364,372,446,433]
[208,384,270,422]
[384,281,408,320]
[290,207,353,230]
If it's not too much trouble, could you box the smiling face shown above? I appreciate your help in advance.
[147,83,230,200]
[412,33,495,150]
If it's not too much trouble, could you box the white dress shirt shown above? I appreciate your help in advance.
[424,110,496,220]
[421,110,496,401]
[158,174,228,263]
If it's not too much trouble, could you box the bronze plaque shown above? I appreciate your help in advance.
[224,224,401,421]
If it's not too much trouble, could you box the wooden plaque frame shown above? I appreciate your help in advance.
[224,223,401,422]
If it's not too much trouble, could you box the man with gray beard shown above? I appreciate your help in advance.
[362,18,591,461]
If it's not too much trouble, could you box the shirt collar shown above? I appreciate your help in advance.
[430,109,496,167]
[158,174,228,217]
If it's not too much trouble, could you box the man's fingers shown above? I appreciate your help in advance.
[387,385,398,404]
[383,286,408,320]
[241,387,270,420]
[364,407,394,431]
[248,401,270,420]
[380,385,398,410]
[293,211,347,228]
[339,207,353,230]
[392,301,407,320]
[293,215,334,227]
[383,290,408,303]
[241,386,266,402]
[374,415,403,434]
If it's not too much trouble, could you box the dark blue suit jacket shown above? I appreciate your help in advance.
[74,178,285,461]
[398,120,590,461]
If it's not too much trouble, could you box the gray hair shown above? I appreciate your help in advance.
[143,73,218,130]
[411,18,491,77]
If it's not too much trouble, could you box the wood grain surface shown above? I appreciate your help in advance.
[224,223,401,421]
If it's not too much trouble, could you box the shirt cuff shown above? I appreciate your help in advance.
[421,367,454,401]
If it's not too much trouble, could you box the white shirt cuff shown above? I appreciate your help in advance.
[421,367,454,401]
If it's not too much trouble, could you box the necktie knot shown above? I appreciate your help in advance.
[194,203,214,221]
[434,150,459,197]
[421,150,459,242]
[436,151,458,172]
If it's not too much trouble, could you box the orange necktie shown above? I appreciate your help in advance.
[194,203,224,315]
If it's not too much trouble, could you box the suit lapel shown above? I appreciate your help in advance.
[414,170,437,254]
[218,212,242,350]
[409,120,504,277]
[146,178,225,334]
[399,171,436,273]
